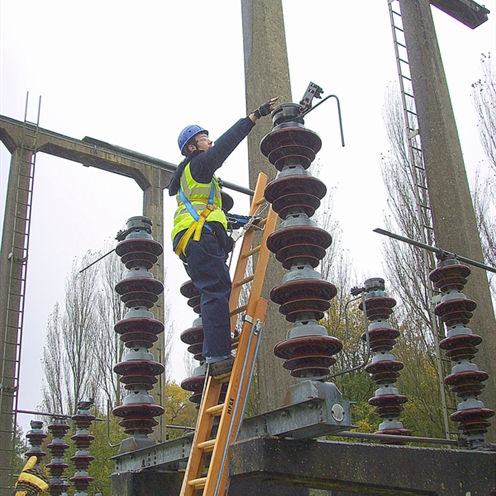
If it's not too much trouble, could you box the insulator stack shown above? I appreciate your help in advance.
[113,216,165,451]
[178,280,207,405]
[69,402,95,496]
[360,278,411,442]
[25,420,47,460]
[261,102,342,380]
[46,418,70,495]
[429,256,494,448]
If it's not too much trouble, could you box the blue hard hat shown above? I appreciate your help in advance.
[178,125,209,155]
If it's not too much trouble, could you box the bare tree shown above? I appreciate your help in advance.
[472,54,496,294]
[42,252,99,415]
[380,86,436,347]
[472,53,496,173]
[42,244,175,415]
[94,245,127,408]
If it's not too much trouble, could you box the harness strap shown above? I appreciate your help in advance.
[175,182,217,256]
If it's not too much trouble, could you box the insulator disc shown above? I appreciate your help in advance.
[260,126,322,170]
[439,333,482,361]
[274,335,343,360]
[113,403,164,419]
[359,296,396,321]
[361,327,400,351]
[181,325,204,345]
[279,297,330,322]
[113,359,165,377]
[429,263,471,292]
[267,225,332,256]
[435,297,477,326]
[271,279,337,306]
[275,242,326,269]
[115,316,164,336]
[116,238,163,269]
[180,280,199,298]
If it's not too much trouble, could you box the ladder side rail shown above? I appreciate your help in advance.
[205,298,268,496]
[228,173,269,329]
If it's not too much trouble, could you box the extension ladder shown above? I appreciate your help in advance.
[180,172,278,496]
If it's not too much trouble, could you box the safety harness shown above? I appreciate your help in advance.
[174,182,217,256]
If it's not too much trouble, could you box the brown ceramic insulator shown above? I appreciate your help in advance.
[274,335,343,378]
[114,317,164,349]
[181,375,206,405]
[429,263,471,292]
[444,370,489,397]
[278,296,330,322]
[70,475,94,493]
[434,297,477,326]
[274,242,326,270]
[260,125,322,171]
[180,280,201,313]
[264,174,326,219]
[187,295,201,314]
[117,416,159,435]
[25,421,47,459]
[113,404,164,433]
[70,452,95,470]
[180,280,199,298]
[368,394,408,418]
[271,279,337,322]
[439,333,483,361]
[114,360,164,388]
[47,480,68,496]
[115,277,164,308]
[365,360,404,384]
[46,420,70,460]
[282,353,337,377]
[69,410,96,494]
[429,257,494,443]
[70,416,95,448]
[359,295,396,321]
[361,327,400,352]
[115,238,163,270]
[267,225,332,261]
[377,428,413,444]
[181,326,204,360]
[450,408,494,438]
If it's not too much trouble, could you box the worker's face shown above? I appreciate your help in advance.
[192,133,212,152]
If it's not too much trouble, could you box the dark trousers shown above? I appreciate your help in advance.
[173,228,232,359]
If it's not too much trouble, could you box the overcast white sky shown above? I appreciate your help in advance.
[1,1,495,434]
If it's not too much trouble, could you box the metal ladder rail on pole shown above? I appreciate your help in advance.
[0,94,41,490]
[180,172,278,496]
[388,0,452,439]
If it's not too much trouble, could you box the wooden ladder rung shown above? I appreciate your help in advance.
[230,304,247,316]
[242,245,261,258]
[206,403,225,416]
[234,274,254,287]
[197,439,216,452]
[255,196,266,205]
[188,477,207,489]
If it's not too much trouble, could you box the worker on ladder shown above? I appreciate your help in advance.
[169,97,278,377]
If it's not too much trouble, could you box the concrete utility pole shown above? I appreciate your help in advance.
[399,0,496,441]
[241,0,295,413]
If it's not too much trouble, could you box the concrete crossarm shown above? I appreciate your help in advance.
[0,114,176,191]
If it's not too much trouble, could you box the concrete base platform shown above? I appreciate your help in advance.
[228,437,496,496]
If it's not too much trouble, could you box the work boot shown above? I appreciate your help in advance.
[209,355,235,378]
